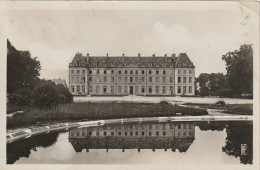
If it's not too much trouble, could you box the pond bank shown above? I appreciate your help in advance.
[7,102,208,128]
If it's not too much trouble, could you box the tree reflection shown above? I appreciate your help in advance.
[7,131,59,164]
[222,121,253,164]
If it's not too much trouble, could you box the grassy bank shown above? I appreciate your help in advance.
[7,102,208,128]
[184,102,253,115]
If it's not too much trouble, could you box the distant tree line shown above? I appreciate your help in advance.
[7,39,72,109]
[196,44,253,98]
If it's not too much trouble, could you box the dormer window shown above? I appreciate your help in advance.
[96,62,100,67]
[178,64,181,67]
[183,62,187,67]
[189,64,193,66]
[77,61,80,66]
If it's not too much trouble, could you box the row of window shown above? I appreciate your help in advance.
[178,70,193,75]
[71,85,193,94]
[71,130,193,137]
[178,77,193,83]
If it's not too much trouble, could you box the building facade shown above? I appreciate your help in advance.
[69,53,195,96]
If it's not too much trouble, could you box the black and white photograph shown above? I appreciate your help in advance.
[1,1,259,170]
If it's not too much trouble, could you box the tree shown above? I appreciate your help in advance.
[7,39,41,94]
[222,44,253,96]
[32,81,59,109]
[55,84,73,103]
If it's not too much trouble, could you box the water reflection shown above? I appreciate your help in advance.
[69,122,195,153]
[7,121,253,165]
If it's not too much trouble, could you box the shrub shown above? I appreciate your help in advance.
[55,84,73,103]
[32,81,59,109]
[218,89,234,98]
[199,87,210,96]
[158,100,169,105]
[8,88,32,105]
[215,100,226,107]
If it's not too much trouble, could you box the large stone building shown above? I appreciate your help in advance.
[68,53,195,96]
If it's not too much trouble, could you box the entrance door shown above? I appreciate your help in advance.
[129,86,134,95]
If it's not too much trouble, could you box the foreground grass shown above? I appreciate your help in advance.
[184,102,253,115]
[7,102,208,128]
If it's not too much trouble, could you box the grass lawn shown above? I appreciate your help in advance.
[7,102,208,128]
[184,102,253,115]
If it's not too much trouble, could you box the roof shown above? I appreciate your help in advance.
[69,53,195,68]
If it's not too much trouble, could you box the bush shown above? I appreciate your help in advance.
[215,100,226,107]
[158,100,169,105]
[55,84,73,103]
[32,81,59,109]
[199,87,210,96]
[218,89,234,98]
[8,88,32,105]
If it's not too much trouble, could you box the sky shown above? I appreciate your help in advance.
[6,2,259,83]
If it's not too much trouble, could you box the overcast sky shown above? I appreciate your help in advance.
[6,2,258,82]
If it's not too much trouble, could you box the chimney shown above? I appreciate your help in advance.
[122,53,125,63]
[164,54,167,62]
[152,54,155,57]
[86,53,89,64]
[138,53,141,57]
[106,53,109,57]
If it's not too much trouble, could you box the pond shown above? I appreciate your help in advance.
[7,121,252,165]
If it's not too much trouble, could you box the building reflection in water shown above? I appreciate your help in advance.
[69,122,195,153]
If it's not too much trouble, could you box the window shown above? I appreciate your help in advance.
[89,70,92,74]
[104,77,107,82]
[178,124,181,129]
[71,86,74,92]
[163,131,166,136]
[118,131,121,136]
[142,131,145,136]
[170,86,173,94]
[111,77,115,82]
[96,131,99,136]
[104,70,107,74]
[178,131,181,136]
[77,70,80,74]
[89,86,92,93]
[183,131,186,136]
[183,77,187,83]
[163,77,166,83]
[149,131,152,136]
[76,77,80,82]
[130,77,133,82]
[124,86,127,93]
[118,86,121,93]
[149,70,152,74]
[149,86,152,94]
[82,70,85,74]
[103,86,107,93]
[96,70,99,74]
[178,70,181,74]
[142,70,145,74]
[130,70,133,74]
[189,86,192,93]
[118,70,122,74]
[183,62,187,66]
[111,131,114,136]
[141,77,145,82]
[96,86,100,93]
[141,86,145,93]
[170,77,174,83]
[104,131,107,136]
[82,85,85,93]
[163,70,166,75]
[130,131,133,136]
[135,131,138,136]
[111,86,114,93]
[183,70,186,74]
[71,77,74,83]
[163,86,166,94]
[77,86,80,92]
[71,70,74,74]
[88,131,92,136]
[124,77,127,82]
[189,124,193,129]
[183,86,187,93]
[149,77,152,82]
[178,77,181,83]
[118,77,121,82]
[135,70,138,74]
[189,70,192,74]
[156,131,159,136]
[156,70,159,74]
[156,86,159,93]
[111,70,114,74]
[124,131,127,136]
[82,77,85,83]
[189,77,192,83]
[125,70,128,74]
[178,86,181,93]
[156,77,159,82]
